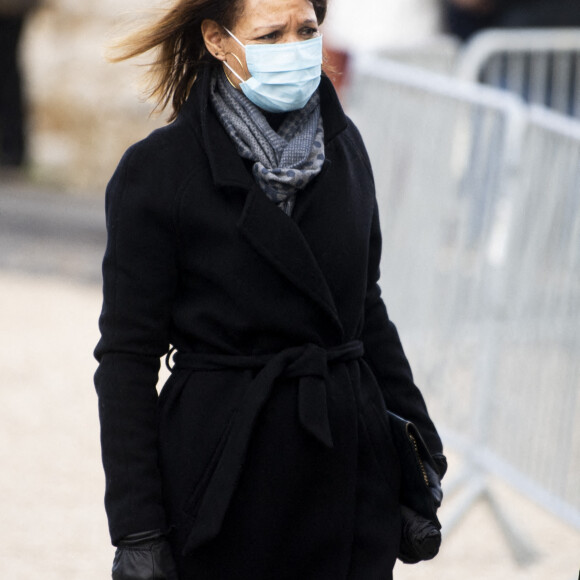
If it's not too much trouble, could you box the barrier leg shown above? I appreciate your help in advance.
[483,486,539,566]
[441,468,539,566]
[441,474,487,536]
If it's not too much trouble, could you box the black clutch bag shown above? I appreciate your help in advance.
[387,410,444,564]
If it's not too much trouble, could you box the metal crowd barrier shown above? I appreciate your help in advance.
[377,35,460,75]
[346,55,580,563]
[489,105,580,528]
[456,28,580,117]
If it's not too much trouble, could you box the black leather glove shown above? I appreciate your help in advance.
[399,453,447,564]
[398,506,441,564]
[112,530,178,580]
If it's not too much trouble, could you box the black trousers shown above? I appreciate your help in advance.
[0,16,25,167]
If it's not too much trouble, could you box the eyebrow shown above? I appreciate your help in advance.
[252,19,318,33]
[252,24,285,32]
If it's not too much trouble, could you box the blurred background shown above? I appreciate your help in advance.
[0,0,579,578]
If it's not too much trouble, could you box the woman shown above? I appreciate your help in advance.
[94,0,446,578]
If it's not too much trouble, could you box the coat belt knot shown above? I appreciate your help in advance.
[172,340,364,555]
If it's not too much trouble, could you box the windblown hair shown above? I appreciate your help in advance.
[110,0,328,121]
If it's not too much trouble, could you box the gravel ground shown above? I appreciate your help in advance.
[0,267,578,579]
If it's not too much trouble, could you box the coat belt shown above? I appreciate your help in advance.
[171,340,364,554]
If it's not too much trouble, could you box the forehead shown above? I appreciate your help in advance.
[237,0,317,26]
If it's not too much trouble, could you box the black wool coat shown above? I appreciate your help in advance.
[94,67,443,579]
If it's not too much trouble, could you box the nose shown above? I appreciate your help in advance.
[284,30,304,43]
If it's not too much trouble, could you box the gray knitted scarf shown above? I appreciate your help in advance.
[209,69,325,216]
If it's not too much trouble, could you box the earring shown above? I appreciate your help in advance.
[223,51,246,88]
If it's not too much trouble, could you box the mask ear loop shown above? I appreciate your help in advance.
[221,26,249,88]
[223,51,246,88]
[223,27,244,48]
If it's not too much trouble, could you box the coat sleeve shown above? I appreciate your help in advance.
[93,139,179,545]
[348,121,444,456]
[362,200,443,455]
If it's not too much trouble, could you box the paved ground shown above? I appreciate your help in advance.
[0,182,578,579]
[0,181,105,283]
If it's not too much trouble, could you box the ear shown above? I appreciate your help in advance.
[201,19,227,60]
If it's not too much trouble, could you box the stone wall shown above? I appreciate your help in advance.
[23,0,165,192]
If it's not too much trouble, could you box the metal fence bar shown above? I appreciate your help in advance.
[376,36,461,75]
[457,28,580,118]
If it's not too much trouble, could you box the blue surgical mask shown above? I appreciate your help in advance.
[223,28,323,113]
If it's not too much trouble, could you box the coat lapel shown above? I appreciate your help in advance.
[238,185,344,335]
[189,67,346,335]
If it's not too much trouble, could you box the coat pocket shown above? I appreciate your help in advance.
[158,369,252,535]
[180,409,236,523]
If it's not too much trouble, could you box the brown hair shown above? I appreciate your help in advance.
[110,0,328,121]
